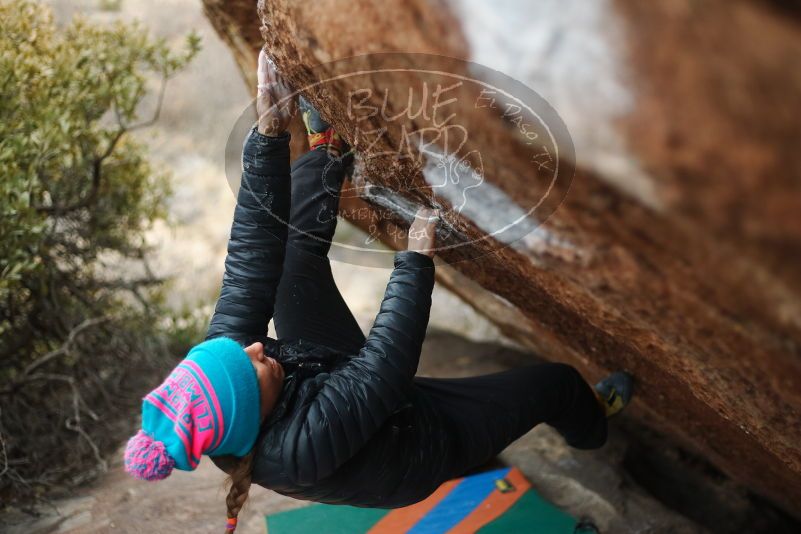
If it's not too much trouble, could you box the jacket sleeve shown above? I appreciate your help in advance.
[205,128,291,343]
[282,250,435,485]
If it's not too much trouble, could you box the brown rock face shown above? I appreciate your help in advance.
[203,0,801,517]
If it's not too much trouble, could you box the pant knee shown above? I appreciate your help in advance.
[536,363,607,448]
[540,362,583,388]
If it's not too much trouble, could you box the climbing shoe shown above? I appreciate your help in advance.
[594,371,633,418]
[299,95,348,158]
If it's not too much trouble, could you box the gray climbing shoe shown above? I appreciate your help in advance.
[594,371,634,418]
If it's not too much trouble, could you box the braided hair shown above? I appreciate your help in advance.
[223,450,255,532]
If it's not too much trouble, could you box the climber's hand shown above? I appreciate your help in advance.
[257,48,296,136]
[407,208,440,258]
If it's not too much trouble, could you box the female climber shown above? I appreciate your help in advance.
[123,49,633,533]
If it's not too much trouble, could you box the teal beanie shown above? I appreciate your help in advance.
[133,337,261,474]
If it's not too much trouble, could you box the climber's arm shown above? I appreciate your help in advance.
[205,129,291,343]
[280,210,439,485]
[280,249,435,485]
[206,50,297,343]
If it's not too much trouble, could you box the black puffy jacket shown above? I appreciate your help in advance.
[205,131,450,507]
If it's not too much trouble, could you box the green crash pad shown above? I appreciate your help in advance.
[266,467,593,533]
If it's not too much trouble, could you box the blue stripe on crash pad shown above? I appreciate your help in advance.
[408,467,511,534]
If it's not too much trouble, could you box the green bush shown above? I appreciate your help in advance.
[0,0,201,501]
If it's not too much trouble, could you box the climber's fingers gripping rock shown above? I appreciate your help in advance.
[256,48,297,136]
[407,207,441,258]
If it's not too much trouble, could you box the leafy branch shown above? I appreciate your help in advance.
[0,0,202,503]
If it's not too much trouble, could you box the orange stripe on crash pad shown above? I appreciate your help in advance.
[367,478,462,534]
[447,468,531,534]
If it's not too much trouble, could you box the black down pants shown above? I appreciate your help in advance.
[271,147,607,456]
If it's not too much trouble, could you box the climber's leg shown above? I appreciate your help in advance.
[280,95,349,259]
[416,362,607,475]
[273,110,364,353]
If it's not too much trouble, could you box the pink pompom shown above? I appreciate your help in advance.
[124,430,175,481]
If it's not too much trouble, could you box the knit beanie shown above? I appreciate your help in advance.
[124,337,260,480]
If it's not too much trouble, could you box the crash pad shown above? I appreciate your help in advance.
[265,467,588,533]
